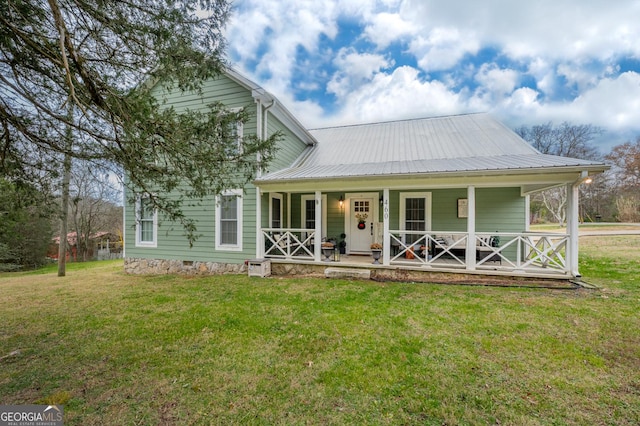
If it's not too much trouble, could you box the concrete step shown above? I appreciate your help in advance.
[324,267,371,280]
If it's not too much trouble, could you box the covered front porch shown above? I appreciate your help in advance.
[254,181,585,280]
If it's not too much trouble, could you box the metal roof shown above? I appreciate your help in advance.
[256,113,606,182]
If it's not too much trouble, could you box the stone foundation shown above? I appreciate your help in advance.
[123,257,575,288]
[270,262,326,277]
[124,257,246,276]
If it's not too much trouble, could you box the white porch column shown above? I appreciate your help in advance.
[287,193,292,228]
[314,190,322,262]
[466,185,476,271]
[256,187,263,258]
[383,188,390,266]
[524,195,531,231]
[567,182,580,276]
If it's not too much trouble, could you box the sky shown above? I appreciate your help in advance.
[224,0,640,152]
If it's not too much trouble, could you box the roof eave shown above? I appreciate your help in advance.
[255,163,609,186]
[225,68,317,146]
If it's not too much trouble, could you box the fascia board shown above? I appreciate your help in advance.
[225,68,316,146]
[254,167,604,193]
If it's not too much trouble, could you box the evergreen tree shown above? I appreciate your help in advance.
[0,178,54,270]
[1,0,278,245]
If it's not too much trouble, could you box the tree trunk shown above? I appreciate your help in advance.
[57,105,73,277]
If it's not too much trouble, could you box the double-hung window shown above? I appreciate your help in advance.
[224,108,244,157]
[301,194,327,238]
[304,198,315,229]
[216,190,243,251]
[270,193,283,229]
[135,196,157,247]
[399,192,431,245]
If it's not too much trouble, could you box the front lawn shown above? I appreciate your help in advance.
[1,237,638,425]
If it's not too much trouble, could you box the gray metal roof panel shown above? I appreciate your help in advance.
[301,113,538,167]
[257,113,607,183]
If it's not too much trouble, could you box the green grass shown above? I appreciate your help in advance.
[1,239,639,425]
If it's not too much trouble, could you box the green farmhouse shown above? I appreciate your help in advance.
[124,69,607,280]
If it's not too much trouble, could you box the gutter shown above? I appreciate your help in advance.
[254,163,610,185]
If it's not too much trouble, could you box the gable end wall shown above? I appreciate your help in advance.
[125,74,309,270]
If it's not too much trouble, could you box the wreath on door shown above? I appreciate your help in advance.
[355,213,368,230]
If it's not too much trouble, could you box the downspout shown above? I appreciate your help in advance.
[255,98,276,258]
[257,98,276,178]
[262,99,276,150]
[254,98,263,258]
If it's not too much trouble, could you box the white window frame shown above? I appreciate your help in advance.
[301,194,327,237]
[399,192,432,233]
[135,196,157,248]
[269,193,283,229]
[216,189,243,251]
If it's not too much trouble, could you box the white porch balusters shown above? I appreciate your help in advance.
[314,191,322,262]
[383,188,390,266]
[466,185,476,271]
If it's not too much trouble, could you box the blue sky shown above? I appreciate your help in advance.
[224,0,640,152]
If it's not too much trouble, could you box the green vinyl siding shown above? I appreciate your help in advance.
[325,193,343,240]
[264,115,309,174]
[431,188,468,232]
[475,187,526,233]
[152,74,255,114]
[290,193,302,229]
[126,74,258,263]
[125,184,257,264]
[151,74,258,145]
[390,187,525,233]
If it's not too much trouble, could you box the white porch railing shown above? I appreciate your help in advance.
[261,228,570,276]
[473,232,569,273]
[389,230,570,275]
[262,228,315,260]
[389,231,468,268]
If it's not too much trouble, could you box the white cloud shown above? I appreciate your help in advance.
[363,12,415,48]
[327,48,392,98]
[224,9,270,59]
[227,0,341,94]
[401,0,640,62]
[334,66,464,124]
[409,27,480,72]
[489,73,640,142]
[568,71,640,130]
[556,62,621,93]
[475,63,520,97]
[526,58,556,96]
[489,87,542,122]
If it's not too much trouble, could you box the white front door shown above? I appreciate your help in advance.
[349,198,374,253]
